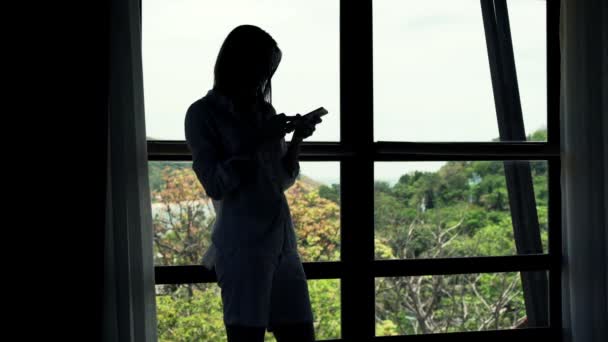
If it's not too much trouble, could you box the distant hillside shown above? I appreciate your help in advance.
[299,174,323,189]
[149,161,191,192]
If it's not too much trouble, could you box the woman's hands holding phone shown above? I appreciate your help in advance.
[258,111,323,146]
[284,113,322,142]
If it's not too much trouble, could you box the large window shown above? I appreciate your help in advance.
[145,1,561,341]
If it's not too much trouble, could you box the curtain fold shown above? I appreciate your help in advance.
[560,1,608,341]
[104,0,157,341]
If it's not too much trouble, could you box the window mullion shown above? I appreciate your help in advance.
[546,0,562,331]
[340,0,375,340]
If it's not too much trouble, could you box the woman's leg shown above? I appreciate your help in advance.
[272,321,315,342]
[216,250,277,342]
[226,324,266,342]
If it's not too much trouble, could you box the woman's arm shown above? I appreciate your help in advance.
[278,114,322,190]
[280,136,302,191]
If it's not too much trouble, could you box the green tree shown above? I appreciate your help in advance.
[287,181,340,262]
[152,168,214,266]
[318,183,340,204]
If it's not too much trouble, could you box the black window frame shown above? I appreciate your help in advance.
[148,1,561,340]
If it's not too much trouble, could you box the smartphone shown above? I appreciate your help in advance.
[285,107,327,132]
[303,107,328,119]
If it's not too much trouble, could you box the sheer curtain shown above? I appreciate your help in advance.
[104,0,157,341]
[560,1,608,341]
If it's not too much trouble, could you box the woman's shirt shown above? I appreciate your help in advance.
[184,88,300,269]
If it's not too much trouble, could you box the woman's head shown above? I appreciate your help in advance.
[213,25,281,103]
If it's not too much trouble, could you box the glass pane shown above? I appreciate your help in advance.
[156,283,225,341]
[288,162,341,262]
[156,279,340,341]
[307,279,341,340]
[374,160,548,260]
[508,0,547,140]
[375,272,548,336]
[143,0,340,141]
[150,161,340,265]
[373,0,546,141]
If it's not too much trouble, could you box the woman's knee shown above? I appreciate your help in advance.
[272,321,315,342]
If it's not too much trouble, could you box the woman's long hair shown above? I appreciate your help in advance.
[213,25,281,105]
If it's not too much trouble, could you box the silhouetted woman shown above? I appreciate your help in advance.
[185,25,321,342]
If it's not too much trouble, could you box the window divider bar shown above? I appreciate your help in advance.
[340,0,375,339]
[546,0,561,147]
[546,0,563,329]
[375,254,551,277]
[154,254,550,285]
[154,262,345,284]
[147,140,558,161]
[548,159,563,330]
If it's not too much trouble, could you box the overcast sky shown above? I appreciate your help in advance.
[142,0,546,185]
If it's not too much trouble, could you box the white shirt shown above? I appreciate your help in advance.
[185,89,300,269]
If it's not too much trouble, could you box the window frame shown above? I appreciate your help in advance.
[148,1,561,340]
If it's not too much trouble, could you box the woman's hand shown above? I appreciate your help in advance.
[292,114,322,142]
